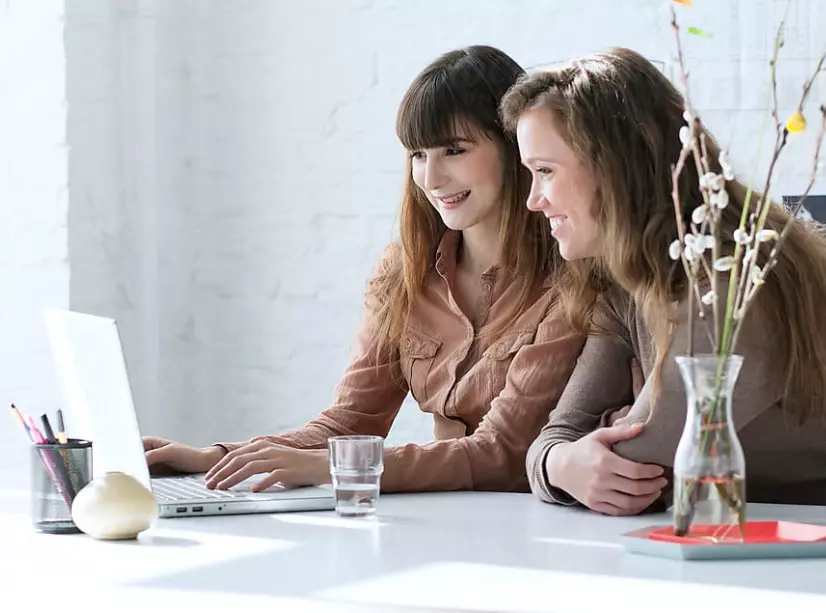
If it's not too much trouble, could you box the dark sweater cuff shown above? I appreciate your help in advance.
[535,443,577,506]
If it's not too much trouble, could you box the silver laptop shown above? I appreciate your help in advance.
[43,307,335,517]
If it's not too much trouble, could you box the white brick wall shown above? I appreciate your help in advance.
[4,1,823,466]
[0,0,69,465]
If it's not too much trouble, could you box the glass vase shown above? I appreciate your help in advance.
[672,354,746,540]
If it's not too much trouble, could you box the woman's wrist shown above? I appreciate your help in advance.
[545,442,570,490]
[314,449,332,484]
[205,444,228,467]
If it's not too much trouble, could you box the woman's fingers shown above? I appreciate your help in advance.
[599,489,663,515]
[607,453,665,481]
[206,440,268,481]
[251,470,289,492]
[207,449,274,489]
[214,458,276,491]
[607,474,668,497]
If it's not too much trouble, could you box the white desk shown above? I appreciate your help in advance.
[2,472,826,612]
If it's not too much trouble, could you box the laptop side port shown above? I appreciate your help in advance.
[192,506,204,512]
[176,507,187,513]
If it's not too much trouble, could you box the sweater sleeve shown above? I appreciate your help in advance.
[612,300,785,467]
[526,295,637,503]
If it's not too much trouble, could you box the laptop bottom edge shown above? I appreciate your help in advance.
[159,496,336,518]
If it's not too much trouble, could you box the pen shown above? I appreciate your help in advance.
[41,414,57,444]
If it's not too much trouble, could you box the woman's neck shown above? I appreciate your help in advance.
[458,216,501,276]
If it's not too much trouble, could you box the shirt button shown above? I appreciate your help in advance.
[483,283,492,292]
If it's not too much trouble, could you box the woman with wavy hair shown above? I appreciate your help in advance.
[501,47,826,515]
[143,45,583,493]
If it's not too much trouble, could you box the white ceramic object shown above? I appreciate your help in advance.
[71,471,159,540]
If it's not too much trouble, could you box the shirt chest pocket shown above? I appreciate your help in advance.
[483,331,535,397]
[400,328,441,403]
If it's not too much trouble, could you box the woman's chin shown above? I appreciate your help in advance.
[438,213,472,232]
[556,239,602,262]
[557,243,577,261]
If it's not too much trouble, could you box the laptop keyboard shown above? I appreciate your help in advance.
[153,475,247,501]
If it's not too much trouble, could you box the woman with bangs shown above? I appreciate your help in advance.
[501,48,826,515]
[143,45,584,493]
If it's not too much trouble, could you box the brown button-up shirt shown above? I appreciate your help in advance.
[222,231,584,493]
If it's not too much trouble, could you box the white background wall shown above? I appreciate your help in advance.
[0,1,69,461]
[1,0,823,468]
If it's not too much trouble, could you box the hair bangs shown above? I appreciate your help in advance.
[396,72,491,152]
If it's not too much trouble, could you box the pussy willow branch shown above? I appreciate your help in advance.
[670,6,695,120]
[730,52,826,352]
[721,18,788,356]
[670,6,696,356]
[756,104,826,281]
[670,5,719,353]
[752,51,824,237]
[670,154,716,352]
[698,132,720,346]
[688,138,719,351]
[786,103,826,220]
[726,5,793,338]
[669,5,750,537]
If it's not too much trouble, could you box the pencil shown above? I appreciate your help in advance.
[10,405,33,442]
[56,409,67,444]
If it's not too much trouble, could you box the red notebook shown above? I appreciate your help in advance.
[647,521,826,545]
[622,520,826,560]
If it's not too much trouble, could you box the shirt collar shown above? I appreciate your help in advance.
[434,230,460,277]
[434,230,501,281]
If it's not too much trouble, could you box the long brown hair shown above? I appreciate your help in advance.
[368,45,557,360]
[501,47,826,422]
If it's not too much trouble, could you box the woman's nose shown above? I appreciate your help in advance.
[526,184,547,212]
[423,158,448,191]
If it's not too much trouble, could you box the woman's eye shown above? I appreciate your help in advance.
[410,151,425,160]
[537,167,553,177]
[445,147,465,156]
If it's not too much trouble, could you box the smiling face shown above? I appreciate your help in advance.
[516,107,602,261]
[409,124,505,233]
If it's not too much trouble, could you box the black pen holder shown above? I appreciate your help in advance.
[31,439,93,534]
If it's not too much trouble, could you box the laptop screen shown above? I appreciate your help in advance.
[43,308,153,490]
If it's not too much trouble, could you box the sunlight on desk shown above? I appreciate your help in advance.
[534,536,623,550]
[0,512,297,587]
[274,513,388,530]
[318,561,826,612]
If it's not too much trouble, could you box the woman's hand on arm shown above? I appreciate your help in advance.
[546,423,667,516]
[605,357,644,427]
[526,294,644,504]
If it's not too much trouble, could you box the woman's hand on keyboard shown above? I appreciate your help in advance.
[204,440,328,492]
[143,437,224,475]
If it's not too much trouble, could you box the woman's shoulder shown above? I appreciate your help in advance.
[363,242,404,310]
[372,242,403,277]
[593,286,635,333]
